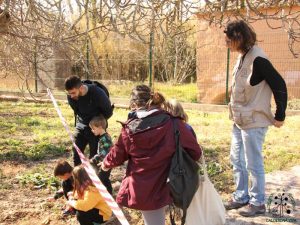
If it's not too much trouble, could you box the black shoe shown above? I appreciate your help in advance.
[239,204,266,217]
[224,199,248,210]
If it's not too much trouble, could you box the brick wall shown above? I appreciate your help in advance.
[196,6,300,104]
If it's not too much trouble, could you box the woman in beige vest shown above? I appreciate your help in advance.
[223,20,287,217]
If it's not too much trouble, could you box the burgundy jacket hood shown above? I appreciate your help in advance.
[125,110,172,150]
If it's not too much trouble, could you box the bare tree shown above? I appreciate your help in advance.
[0,0,77,94]
[155,28,196,84]
[2,0,299,53]
[66,1,299,55]
[64,0,200,43]
[1,0,299,95]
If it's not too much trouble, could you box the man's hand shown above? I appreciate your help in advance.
[273,119,284,128]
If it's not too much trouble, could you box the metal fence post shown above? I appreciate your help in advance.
[149,31,153,88]
[225,47,230,104]
[85,0,90,80]
[34,38,38,93]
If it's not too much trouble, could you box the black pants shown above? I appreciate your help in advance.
[76,208,104,225]
[73,126,98,166]
[62,178,73,199]
[99,169,112,195]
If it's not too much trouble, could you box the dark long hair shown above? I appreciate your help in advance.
[130,85,166,109]
[224,20,256,52]
[72,166,94,198]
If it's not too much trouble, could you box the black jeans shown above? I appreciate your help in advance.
[99,169,112,195]
[73,125,98,166]
[76,208,104,225]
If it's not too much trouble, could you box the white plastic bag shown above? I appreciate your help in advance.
[186,155,226,225]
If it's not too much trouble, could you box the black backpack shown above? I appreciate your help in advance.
[82,79,110,98]
[73,79,114,126]
[169,119,200,225]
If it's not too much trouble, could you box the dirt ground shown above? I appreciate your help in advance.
[0,159,142,225]
[225,165,300,225]
[0,160,299,225]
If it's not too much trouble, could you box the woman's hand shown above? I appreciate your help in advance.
[101,162,110,171]
[273,119,284,128]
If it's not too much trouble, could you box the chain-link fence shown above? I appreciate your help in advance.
[1,30,299,105]
[0,56,198,103]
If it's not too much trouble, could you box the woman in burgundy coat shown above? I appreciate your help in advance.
[102,85,202,225]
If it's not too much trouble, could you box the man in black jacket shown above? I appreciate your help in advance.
[65,75,113,166]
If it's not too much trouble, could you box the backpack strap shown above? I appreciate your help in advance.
[169,204,187,225]
[169,204,176,225]
[173,119,184,174]
[181,209,187,225]
[171,119,188,225]
[74,112,77,127]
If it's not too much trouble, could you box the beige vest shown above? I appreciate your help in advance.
[229,46,274,129]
